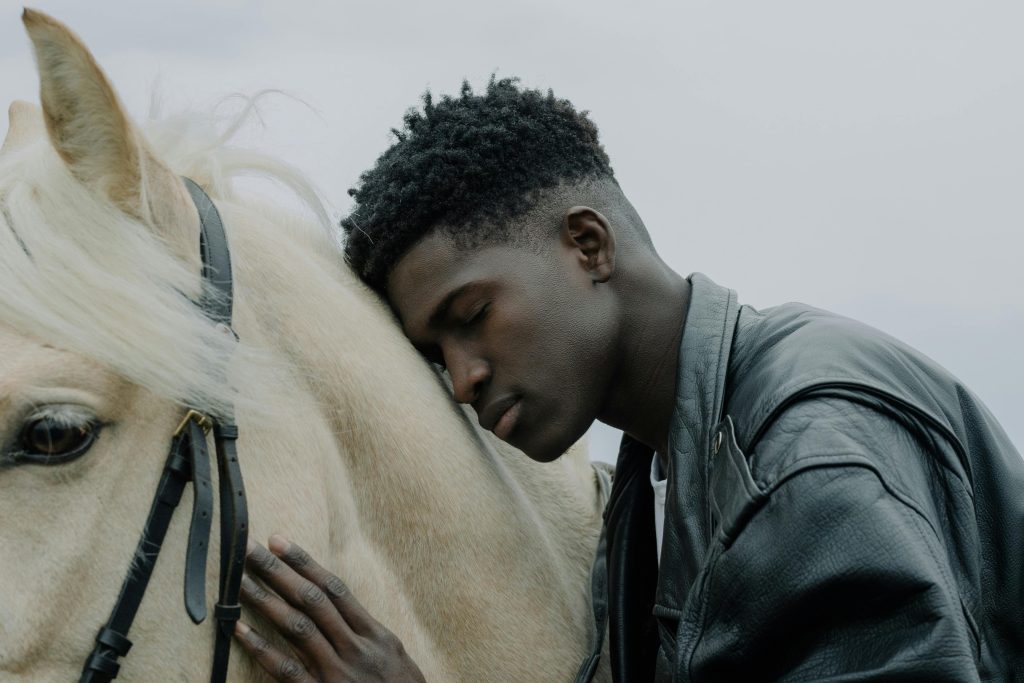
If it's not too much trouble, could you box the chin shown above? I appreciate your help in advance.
[524,445,565,464]
[518,423,589,464]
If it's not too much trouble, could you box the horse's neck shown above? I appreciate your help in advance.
[225,202,602,679]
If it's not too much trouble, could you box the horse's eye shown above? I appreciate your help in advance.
[18,416,98,464]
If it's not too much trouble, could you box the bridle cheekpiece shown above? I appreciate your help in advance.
[79,178,248,683]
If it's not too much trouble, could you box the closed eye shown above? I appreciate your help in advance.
[415,300,489,370]
[463,302,489,327]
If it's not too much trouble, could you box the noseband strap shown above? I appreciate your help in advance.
[80,178,247,683]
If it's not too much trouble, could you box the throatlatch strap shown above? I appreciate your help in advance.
[211,422,247,683]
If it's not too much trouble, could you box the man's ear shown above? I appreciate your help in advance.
[561,206,616,283]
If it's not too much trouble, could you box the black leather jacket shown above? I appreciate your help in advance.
[604,274,1024,681]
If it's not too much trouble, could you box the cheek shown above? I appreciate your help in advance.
[487,253,616,386]
[492,279,571,354]
[499,289,611,387]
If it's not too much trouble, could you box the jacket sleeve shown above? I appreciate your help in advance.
[684,461,980,681]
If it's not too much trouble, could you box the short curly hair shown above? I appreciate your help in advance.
[341,77,615,293]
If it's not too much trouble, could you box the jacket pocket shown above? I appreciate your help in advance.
[652,603,679,667]
[709,416,767,546]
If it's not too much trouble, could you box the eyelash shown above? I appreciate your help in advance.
[421,301,491,371]
[464,302,489,327]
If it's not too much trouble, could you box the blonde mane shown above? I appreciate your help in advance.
[0,99,335,419]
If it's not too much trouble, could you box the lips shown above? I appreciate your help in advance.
[492,399,522,440]
[480,394,519,433]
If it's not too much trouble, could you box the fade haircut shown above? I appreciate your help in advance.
[341,77,616,293]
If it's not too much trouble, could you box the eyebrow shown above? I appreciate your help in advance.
[427,283,472,330]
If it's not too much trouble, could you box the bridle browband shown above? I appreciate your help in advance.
[80,178,248,682]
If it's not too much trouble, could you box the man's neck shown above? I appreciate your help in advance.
[597,262,690,460]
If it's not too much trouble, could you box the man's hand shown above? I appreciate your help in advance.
[235,536,426,682]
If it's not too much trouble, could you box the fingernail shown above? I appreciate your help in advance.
[246,538,256,554]
[268,534,291,555]
[236,621,250,636]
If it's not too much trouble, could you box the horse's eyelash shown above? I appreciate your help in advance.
[27,407,91,425]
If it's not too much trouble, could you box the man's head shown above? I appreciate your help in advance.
[342,78,657,462]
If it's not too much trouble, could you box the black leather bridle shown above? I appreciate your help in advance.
[80,178,248,682]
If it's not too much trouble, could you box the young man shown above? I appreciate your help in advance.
[235,79,1024,681]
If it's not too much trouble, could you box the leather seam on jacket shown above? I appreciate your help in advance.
[762,454,945,545]
[896,484,982,655]
[701,290,739,556]
[752,449,873,490]
[742,381,974,495]
[680,542,724,683]
[765,454,954,557]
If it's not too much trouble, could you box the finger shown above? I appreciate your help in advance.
[239,573,336,666]
[268,535,380,637]
[234,573,312,673]
[247,540,358,649]
[234,621,314,683]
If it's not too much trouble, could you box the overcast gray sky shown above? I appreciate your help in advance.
[2,1,1021,461]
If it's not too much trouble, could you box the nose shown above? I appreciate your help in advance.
[444,342,490,405]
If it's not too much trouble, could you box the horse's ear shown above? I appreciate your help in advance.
[22,9,198,266]
[1,101,45,155]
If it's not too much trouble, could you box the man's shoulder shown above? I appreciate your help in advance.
[717,299,976,499]
[723,300,965,455]
[744,394,934,494]
[727,300,932,404]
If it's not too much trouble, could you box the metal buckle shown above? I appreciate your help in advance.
[174,409,214,437]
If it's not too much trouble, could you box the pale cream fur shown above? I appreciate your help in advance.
[0,9,609,682]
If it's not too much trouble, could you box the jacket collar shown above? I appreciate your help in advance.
[655,272,740,614]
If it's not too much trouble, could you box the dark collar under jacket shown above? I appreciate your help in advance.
[605,273,739,679]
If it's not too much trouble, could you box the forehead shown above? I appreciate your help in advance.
[0,326,127,412]
[386,231,527,333]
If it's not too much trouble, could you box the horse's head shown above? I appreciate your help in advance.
[1,10,608,682]
[0,10,250,679]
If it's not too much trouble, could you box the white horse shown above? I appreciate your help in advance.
[0,10,609,681]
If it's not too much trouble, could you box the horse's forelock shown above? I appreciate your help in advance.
[0,104,321,420]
